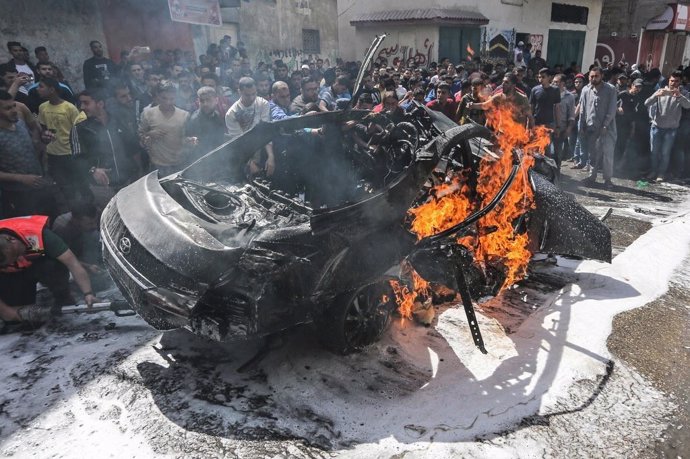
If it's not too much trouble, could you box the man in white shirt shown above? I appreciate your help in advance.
[139,82,191,176]
[6,41,35,95]
[225,77,274,177]
[514,41,525,68]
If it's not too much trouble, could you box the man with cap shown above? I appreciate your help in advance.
[514,41,526,68]
[616,73,629,92]
[300,64,311,78]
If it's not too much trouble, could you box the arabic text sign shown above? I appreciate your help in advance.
[168,0,222,26]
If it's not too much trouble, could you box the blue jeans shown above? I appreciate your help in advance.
[567,126,578,158]
[552,131,568,170]
[649,126,677,178]
[573,130,587,165]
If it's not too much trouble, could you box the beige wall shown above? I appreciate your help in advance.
[0,0,108,91]
[338,0,603,67]
[476,0,603,66]
[348,25,440,67]
[235,0,339,70]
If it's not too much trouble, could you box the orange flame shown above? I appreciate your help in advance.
[389,262,431,319]
[408,176,475,241]
[402,102,551,297]
[466,43,475,61]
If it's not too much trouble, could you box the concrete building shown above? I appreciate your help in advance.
[597,0,690,72]
[338,0,604,69]
[0,0,338,91]
[214,0,339,71]
[0,0,109,90]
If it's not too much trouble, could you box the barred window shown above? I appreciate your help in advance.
[551,3,589,25]
[303,29,320,54]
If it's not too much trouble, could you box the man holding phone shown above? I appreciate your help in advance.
[6,41,35,95]
[644,70,690,182]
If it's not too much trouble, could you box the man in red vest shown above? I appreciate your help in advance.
[0,215,96,326]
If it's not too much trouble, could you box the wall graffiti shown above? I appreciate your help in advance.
[594,38,639,68]
[376,38,434,67]
[254,47,336,71]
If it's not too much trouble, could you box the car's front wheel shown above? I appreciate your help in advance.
[316,280,396,354]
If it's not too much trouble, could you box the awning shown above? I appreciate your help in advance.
[645,3,690,32]
[350,8,489,27]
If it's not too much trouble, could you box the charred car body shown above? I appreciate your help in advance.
[101,39,611,354]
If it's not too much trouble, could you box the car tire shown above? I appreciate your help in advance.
[316,280,396,355]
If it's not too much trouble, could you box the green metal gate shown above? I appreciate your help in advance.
[439,26,482,64]
[546,29,586,68]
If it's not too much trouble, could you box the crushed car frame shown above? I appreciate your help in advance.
[101,38,610,354]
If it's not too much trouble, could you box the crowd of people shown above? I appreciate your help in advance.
[0,33,689,326]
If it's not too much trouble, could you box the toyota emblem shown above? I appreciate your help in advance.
[119,237,132,255]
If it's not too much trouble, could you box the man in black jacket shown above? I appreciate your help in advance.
[70,89,138,208]
[186,86,226,162]
[82,41,117,90]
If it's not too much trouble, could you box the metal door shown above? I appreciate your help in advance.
[546,29,586,68]
[439,27,482,64]
[663,33,686,73]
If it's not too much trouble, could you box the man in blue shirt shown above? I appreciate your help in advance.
[319,75,350,111]
[529,68,561,128]
[269,81,297,120]
[26,62,75,114]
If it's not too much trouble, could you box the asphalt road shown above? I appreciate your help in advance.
[560,163,690,459]
[1,159,688,459]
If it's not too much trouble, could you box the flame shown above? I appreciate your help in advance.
[466,43,475,61]
[389,262,431,319]
[408,176,475,240]
[404,102,551,295]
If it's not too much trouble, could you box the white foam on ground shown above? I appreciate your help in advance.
[1,197,688,458]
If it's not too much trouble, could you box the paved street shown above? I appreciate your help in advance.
[4,1,690,457]
[1,164,688,458]
[558,166,690,459]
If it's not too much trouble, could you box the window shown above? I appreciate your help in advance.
[303,29,320,54]
[551,3,589,25]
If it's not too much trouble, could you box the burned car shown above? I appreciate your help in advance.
[102,38,610,354]
[101,105,610,354]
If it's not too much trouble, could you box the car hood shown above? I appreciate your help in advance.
[114,172,244,284]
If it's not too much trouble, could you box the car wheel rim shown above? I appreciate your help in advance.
[342,284,392,348]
